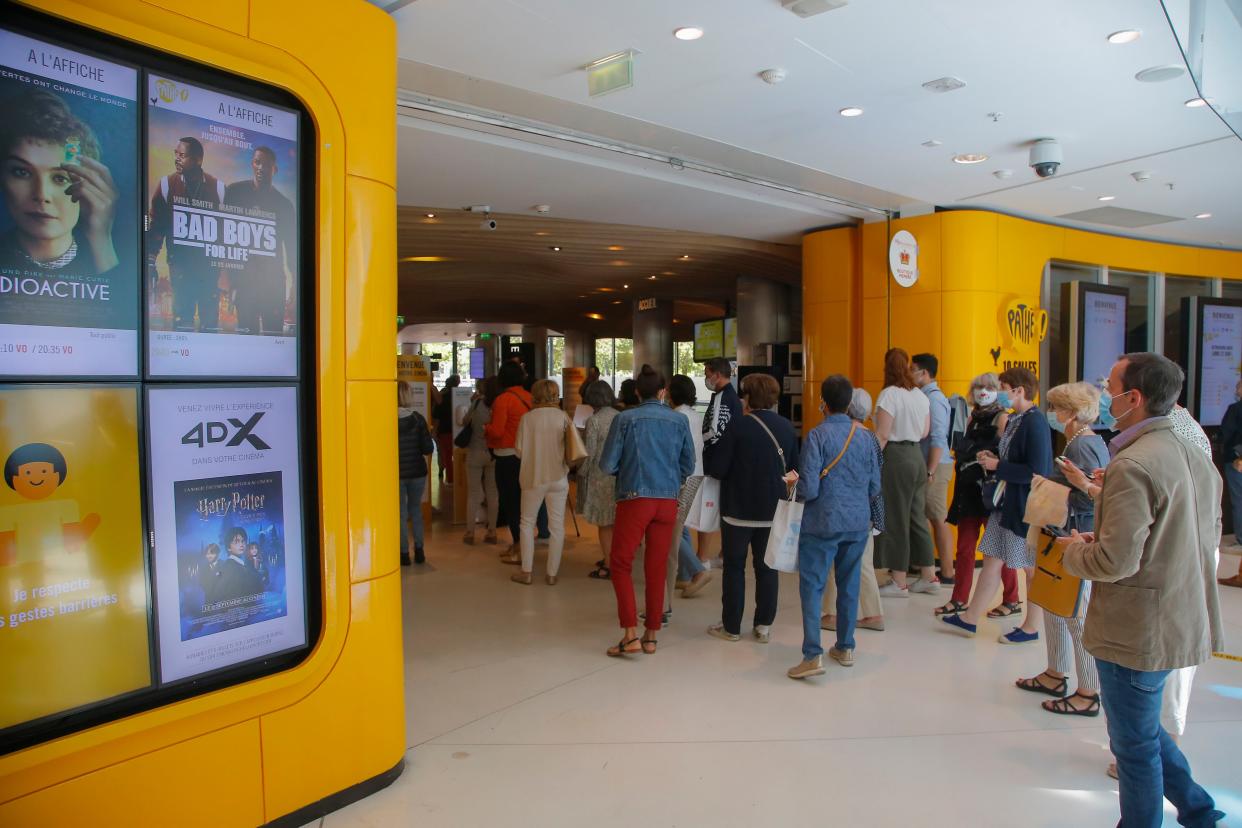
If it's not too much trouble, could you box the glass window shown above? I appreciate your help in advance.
[1046,262,1100,391]
[594,338,634,392]
[1108,270,1154,354]
[675,341,712,407]
[454,341,476,390]
[419,341,454,390]
[1163,275,1215,381]
[547,336,565,394]
[1223,280,1242,301]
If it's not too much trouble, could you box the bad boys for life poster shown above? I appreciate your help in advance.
[145,74,299,378]
[0,385,151,731]
[147,384,305,683]
[0,27,140,378]
[173,471,287,642]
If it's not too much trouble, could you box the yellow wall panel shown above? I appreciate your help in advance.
[249,1,396,183]
[347,381,400,583]
[803,300,852,381]
[861,297,889,385]
[1200,249,1242,280]
[941,211,998,292]
[0,722,264,828]
[141,0,249,33]
[940,291,1004,391]
[861,221,890,299]
[803,380,822,431]
[890,291,943,360]
[346,177,398,380]
[262,572,407,822]
[891,214,942,294]
[996,215,1060,297]
[803,227,856,305]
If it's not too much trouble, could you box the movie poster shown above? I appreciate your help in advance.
[0,385,151,731]
[145,74,299,378]
[1198,303,1242,427]
[0,28,140,378]
[147,385,305,683]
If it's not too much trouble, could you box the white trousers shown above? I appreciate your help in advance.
[466,456,499,532]
[520,477,568,576]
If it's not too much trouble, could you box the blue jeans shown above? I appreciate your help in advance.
[798,530,869,659]
[1096,659,1223,828]
[399,476,427,555]
[1226,464,1242,539]
[677,527,704,581]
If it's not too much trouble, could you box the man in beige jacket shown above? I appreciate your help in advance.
[1062,352,1224,828]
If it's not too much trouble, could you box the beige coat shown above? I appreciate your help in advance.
[515,406,570,490]
[1062,418,1224,671]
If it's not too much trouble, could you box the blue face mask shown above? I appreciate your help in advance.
[1097,393,1117,429]
[997,391,1011,409]
[1046,410,1066,433]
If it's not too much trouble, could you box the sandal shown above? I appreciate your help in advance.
[641,635,657,655]
[588,565,611,580]
[606,636,641,657]
[988,601,1023,618]
[1016,672,1069,698]
[934,600,968,616]
[1042,692,1101,717]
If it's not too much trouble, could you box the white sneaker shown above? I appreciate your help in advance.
[753,624,771,643]
[878,582,910,599]
[908,578,941,595]
[707,623,740,642]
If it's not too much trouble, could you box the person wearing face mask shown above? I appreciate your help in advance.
[1014,382,1109,716]
[938,372,1021,616]
[942,367,1051,642]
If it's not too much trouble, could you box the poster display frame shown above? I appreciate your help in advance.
[0,24,143,382]
[1187,297,1242,428]
[1065,281,1128,388]
[0,5,320,756]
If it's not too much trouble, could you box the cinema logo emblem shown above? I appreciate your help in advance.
[1004,300,1048,347]
[156,79,190,104]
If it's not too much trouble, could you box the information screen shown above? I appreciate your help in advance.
[723,317,737,360]
[0,28,140,378]
[146,384,306,683]
[145,75,300,378]
[0,385,151,730]
[694,319,724,362]
[1197,302,1242,427]
[469,347,485,380]
[1080,287,1127,388]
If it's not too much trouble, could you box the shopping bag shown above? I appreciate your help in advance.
[1029,535,1086,617]
[564,414,589,468]
[675,476,704,525]
[684,476,720,533]
[763,491,802,573]
[1024,475,1070,530]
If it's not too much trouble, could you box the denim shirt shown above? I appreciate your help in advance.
[796,414,882,537]
[920,381,953,465]
[599,399,696,501]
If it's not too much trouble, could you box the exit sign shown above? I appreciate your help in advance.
[396,315,405,328]
[587,51,634,97]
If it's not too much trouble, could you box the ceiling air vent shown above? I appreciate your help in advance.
[1059,207,1183,228]
[923,76,967,93]
[782,0,850,18]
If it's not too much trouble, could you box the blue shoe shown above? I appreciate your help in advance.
[941,614,977,636]
[999,628,1039,645]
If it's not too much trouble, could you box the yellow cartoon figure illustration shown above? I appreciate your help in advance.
[0,443,100,566]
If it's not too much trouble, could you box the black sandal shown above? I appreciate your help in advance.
[641,635,657,655]
[934,600,968,616]
[1015,672,1069,698]
[1042,692,1101,717]
[988,602,1023,618]
[606,636,641,657]
[595,559,605,568]
[588,565,611,580]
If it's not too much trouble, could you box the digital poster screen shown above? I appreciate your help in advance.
[694,319,724,362]
[145,75,299,378]
[1196,302,1242,427]
[0,385,151,730]
[1080,287,1127,389]
[0,28,140,378]
[146,384,306,683]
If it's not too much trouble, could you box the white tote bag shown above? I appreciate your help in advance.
[764,491,803,573]
[684,476,721,533]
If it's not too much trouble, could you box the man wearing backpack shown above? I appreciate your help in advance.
[912,354,955,585]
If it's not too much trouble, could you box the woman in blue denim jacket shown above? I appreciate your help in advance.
[598,366,696,657]
[788,375,882,680]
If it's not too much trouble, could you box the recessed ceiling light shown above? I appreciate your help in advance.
[1184,97,1209,108]
[424,212,436,218]
[598,287,615,293]
[612,300,623,305]
[623,284,629,289]
[585,313,604,321]
[839,106,864,117]
[399,256,453,263]
[662,271,677,276]
[1107,29,1142,44]
[1098,195,1116,202]
[1135,64,1185,83]
[648,275,658,280]
[952,153,989,164]
[607,245,625,251]
[549,246,561,251]
[674,27,704,40]
[680,254,691,260]
[1195,212,1212,219]
[534,231,551,237]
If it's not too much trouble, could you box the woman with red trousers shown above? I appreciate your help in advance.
[597,366,696,657]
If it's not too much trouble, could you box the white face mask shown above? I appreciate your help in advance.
[974,389,997,407]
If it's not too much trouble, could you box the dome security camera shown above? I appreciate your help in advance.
[480,219,497,231]
[1029,138,1063,178]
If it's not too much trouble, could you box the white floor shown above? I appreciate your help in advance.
[318,505,1242,828]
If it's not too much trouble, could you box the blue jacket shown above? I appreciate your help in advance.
[599,399,696,501]
[797,414,881,537]
[994,408,1054,536]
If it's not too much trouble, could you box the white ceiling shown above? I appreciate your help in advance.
[393,0,1242,247]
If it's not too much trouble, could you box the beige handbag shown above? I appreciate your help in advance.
[564,413,589,469]
[1023,474,1071,554]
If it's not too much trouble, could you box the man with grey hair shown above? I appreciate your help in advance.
[1062,352,1225,826]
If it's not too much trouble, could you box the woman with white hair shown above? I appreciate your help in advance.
[1015,382,1109,715]
[822,386,885,632]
